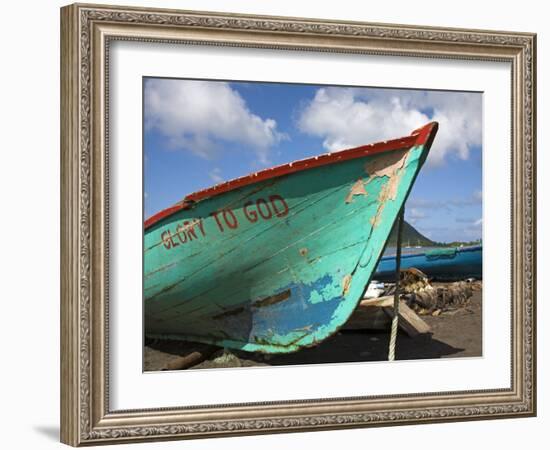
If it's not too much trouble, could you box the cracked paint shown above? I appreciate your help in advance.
[252,289,292,308]
[365,149,411,227]
[364,149,408,179]
[342,274,353,295]
[345,178,368,203]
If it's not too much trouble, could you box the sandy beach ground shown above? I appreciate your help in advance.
[144,286,482,372]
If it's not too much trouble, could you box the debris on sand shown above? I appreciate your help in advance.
[382,268,478,315]
[211,349,242,367]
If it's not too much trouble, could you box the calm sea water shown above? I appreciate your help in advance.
[382,246,441,257]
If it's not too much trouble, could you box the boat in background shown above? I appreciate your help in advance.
[374,245,482,281]
[144,122,439,353]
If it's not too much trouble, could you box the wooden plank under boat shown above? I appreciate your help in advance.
[144,122,439,353]
[374,245,482,282]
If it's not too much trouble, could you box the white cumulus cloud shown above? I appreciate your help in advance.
[297,87,481,167]
[145,79,285,165]
[406,207,427,225]
[208,167,223,184]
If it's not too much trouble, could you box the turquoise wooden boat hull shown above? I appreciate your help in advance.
[144,122,438,353]
[374,245,482,281]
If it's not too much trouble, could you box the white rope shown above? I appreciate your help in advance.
[388,207,404,361]
[388,309,399,361]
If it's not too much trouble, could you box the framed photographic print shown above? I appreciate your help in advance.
[60,3,536,446]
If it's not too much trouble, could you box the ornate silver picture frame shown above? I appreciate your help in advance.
[60,3,536,446]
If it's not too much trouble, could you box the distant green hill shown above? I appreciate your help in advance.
[386,220,435,247]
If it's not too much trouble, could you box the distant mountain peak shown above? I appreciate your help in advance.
[386,220,434,247]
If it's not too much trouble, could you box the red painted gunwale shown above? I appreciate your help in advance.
[144,122,438,230]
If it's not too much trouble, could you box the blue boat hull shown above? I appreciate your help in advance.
[374,245,482,281]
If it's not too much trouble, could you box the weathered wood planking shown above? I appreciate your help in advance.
[344,296,431,337]
[382,301,431,337]
[344,297,393,330]
[144,123,438,353]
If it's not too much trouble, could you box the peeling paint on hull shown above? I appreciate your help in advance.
[144,123,438,353]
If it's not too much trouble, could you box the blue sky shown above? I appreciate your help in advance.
[144,78,482,243]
